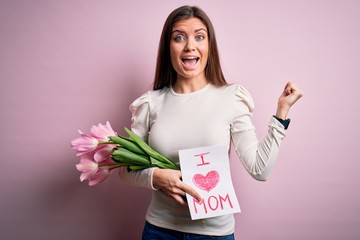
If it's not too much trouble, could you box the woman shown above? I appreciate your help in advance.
[119,5,303,239]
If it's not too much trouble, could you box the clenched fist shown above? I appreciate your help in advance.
[276,81,304,119]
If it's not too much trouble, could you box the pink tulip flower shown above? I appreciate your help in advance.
[94,145,114,163]
[71,130,99,156]
[76,151,115,186]
[88,167,111,186]
[76,155,99,182]
[90,121,117,142]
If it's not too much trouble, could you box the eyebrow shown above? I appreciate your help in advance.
[171,28,208,34]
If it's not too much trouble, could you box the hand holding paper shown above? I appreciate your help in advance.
[153,168,202,206]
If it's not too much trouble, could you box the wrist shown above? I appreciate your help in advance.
[275,106,290,119]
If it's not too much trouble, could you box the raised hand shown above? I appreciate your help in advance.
[276,81,304,119]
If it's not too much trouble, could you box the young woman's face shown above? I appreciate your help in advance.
[170,17,209,82]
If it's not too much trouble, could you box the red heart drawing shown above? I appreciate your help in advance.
[192,170,220,192]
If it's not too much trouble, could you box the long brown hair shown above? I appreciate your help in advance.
[153,6,227,90]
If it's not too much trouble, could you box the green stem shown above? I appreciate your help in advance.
[98,141,114,145]
[98,163,127,167]
[109,165,125,171]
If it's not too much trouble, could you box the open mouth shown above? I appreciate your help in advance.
[181,57,199,67]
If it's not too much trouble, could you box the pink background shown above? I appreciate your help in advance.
[1,0,359,239]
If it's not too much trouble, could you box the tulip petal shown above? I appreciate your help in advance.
[88,167,110,186]
[94,145,114,163]
[71,133,99,156]
[75,157,99,182]
[80,171,95,182]
[76,160,98,172]
[90,121,117,142]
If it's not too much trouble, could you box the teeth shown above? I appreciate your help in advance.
[182,57,199,60]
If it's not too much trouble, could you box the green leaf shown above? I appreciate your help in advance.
[124,127,179,169]
[112,147,150,166]
[109,136,147,156]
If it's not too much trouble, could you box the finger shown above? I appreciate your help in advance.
[161,187,187,206]
[285,82,304,98]
[172,194,188,206]
[165,186,188,206]
[178,172,202,201]
[284,81,293,95]
[289,84,304,99]
[181,184,202,202]
[295,86,304,98]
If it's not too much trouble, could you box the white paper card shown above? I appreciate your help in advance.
[179,145,241,220]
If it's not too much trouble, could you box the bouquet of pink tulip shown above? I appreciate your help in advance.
[71,121,178,186]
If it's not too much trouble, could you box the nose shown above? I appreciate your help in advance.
[184,39,195,52]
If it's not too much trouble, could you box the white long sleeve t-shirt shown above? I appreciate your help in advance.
[118,83,286,236]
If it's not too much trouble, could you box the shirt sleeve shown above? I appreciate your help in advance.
[118,92,158,190]
[230,84,286,181]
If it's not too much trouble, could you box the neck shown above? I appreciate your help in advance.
[172,76,208,94]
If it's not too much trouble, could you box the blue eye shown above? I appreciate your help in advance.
[174,35,185,42]
[195,35,205,41]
